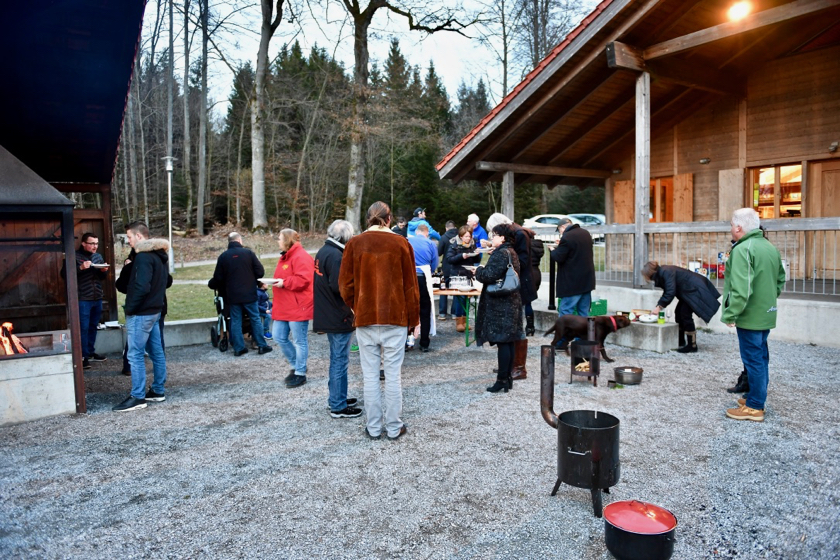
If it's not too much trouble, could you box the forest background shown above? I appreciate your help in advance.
[91,0,605,239]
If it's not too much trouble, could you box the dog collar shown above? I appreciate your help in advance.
[609,315,617,332]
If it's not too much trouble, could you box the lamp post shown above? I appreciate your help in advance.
[163,156,176,273]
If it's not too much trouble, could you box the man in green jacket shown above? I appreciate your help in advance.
[721,208,786,422]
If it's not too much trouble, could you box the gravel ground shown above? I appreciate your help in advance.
[1,326,839,559]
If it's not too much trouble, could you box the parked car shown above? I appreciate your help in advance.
[522,214,584,231]
[568,213,606,226]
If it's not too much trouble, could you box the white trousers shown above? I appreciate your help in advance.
[356,325,407,438]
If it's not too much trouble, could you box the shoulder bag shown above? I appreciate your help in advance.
[486,249,520,297]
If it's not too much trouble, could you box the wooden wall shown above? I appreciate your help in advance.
[615,44,840,222]
[0,216,68,333]
[747,45,840,165]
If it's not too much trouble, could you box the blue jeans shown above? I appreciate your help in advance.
[737,327,770,410]
[558,292,591,317]
[273,320,310,374]
[79,299,102,358]
[230,301,267,352]
[261,313,271,333]
[122,315,165,372]
[452,296,466,317]
[327,331,353,410]
[126,313,166,399]
[438,294,449,316]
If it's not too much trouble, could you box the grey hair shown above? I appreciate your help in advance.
[467,213,479,224]
[485,212,512,232]
[731,208,760,233]
[229,232,242,242]
[327,219,354,244]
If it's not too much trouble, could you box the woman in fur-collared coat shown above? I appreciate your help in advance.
[474,223,524,393]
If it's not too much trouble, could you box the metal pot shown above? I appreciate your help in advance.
[613,366,643,385]
[604,500,677,560]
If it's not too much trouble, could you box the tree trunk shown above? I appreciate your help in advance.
[251,0,284,230]
[345,16,372,231]
[196,0,208,235]
[235,103,247,225]
[126,86,140,220]
[135,69,150,226]
[183,0,194,228]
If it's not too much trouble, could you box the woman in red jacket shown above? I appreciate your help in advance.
[272,229,314,388]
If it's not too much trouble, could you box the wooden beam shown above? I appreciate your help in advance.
[643,0,840,60]
[606,41,646,71]
[51,183,110,194]
[511,72,630,161]
[606,41,744,95]
[502,171,515,220]
[634,72,650,288]
[476,161,611,179]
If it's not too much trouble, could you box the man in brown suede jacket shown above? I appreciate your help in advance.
[339,201,420,440]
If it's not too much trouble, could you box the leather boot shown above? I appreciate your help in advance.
[455,316,466,333]
[677,329,686,348]
[525,315,535,336]
[676,330,698,353]
[511,339,528,380]
[487,371,511,393]
[727,369,749,393]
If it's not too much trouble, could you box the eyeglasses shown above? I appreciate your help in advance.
[83,241,99,246]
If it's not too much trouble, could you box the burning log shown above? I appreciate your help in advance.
[0,322,29,355]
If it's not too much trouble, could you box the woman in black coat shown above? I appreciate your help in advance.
[642,261,721,353]
[446,225,481,330]
[474,223,524,393]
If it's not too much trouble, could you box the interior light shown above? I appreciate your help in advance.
[728,2,752,21]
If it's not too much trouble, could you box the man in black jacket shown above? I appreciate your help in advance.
[437,220,458,320]
[113,222,170,412]
[209,232,271,357]
[313,220,362,419]
[550,218,596,347]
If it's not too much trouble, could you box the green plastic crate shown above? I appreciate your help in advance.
[556,298,608,316]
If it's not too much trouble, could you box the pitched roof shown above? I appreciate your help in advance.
[436,0,615,172]
[0,145,73,207]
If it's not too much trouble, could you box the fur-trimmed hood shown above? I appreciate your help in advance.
[135,238,170,253]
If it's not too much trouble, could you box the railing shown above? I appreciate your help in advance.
[537,218,840,298]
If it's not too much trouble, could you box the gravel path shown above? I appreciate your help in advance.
[1,326,838,559]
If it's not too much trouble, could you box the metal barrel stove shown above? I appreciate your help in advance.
[541,344,621,517]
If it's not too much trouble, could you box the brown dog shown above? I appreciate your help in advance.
[546,314,631,363]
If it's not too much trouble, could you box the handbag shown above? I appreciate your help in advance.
[486,250,520,297]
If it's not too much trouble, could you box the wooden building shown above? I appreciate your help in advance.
[437,0,840,289]
[0,1,147,423]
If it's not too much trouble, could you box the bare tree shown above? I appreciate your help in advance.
[476,0,522,97]
[251,0,286,230]
[196,0,209,234]
[183,0,195,228]
[335,0,473,230]
[512,0,592,75]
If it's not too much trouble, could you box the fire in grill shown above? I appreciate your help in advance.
[0,322,29,356]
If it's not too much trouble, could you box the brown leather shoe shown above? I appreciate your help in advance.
[511,368,527,381]
[455,316,466,333]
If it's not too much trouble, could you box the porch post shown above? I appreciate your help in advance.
[634,71,650,287]
[502,170,515,220]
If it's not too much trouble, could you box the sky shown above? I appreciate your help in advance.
[141,1,597,120]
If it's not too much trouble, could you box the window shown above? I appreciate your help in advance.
[751,164,801,219]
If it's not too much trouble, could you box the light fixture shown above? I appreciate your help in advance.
[728,1,751,21]
[699,158,711,165]
[612,168,622,174]
[829,141,839,153]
